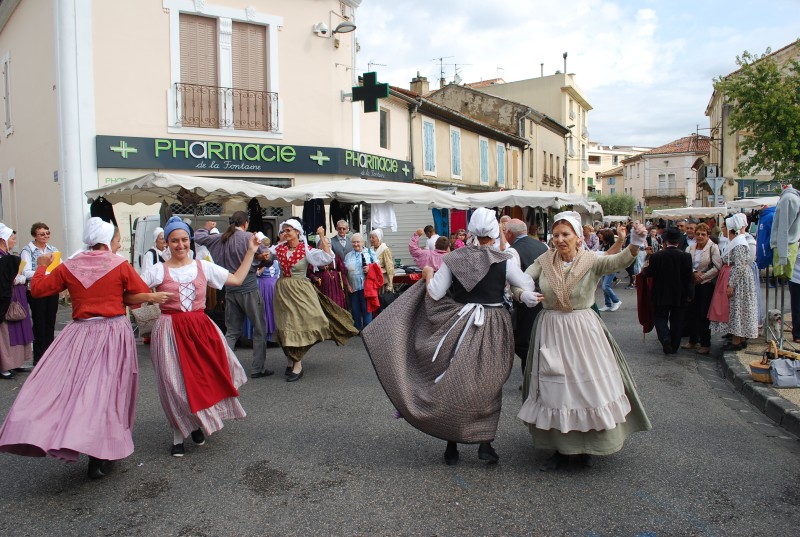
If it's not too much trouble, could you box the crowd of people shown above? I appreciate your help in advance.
[0,191,797,480]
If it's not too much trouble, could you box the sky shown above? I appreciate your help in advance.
[355,0,800,148]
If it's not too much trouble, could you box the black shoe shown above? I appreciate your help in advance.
[661,341,673,355]
[11,366,32,373]
[0,371,13,380]
[286,370,304,382]
[250,369,275,379]
[190,429,205,446]
[478,442,499,464]
[444,441,459,465]
[721,342,745,352]
[87,456,106,479]
[539,451,569,472]
[285,367,293,377]
[575,453,593,468]
[171,443,185,457]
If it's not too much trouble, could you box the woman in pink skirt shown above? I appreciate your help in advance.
[139,217,260,457]
[0,218,169,479]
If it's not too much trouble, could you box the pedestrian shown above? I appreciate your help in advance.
[20,222,59,366]
[583,225,599,251]
[142,227,169,273]
[515,212,651,471]
[194,211,274,379]
[343,233,376,331]
[597,229,622,312]
[683,223,722,354]
[0,218,168,479]
[641,226,694,354]
[363,208,538,466]
[368,229,395,294]
[0,224,33,379]
[504,218,548,374]
[140,216,258,457]
[328,220,353,261]
[453,229,467,249]
[272,220,358,382]
[307,252,348,309]
[408,229,449,271]
[710,214,759,350]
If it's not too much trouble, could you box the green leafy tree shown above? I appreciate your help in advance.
[713,43,800,184]
[593,193,636,217]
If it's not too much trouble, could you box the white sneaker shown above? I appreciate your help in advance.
[598,305,611,312]
[610,301,622,311]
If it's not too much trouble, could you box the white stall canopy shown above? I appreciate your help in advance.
[284,178,471,208]
[651,206,729,219]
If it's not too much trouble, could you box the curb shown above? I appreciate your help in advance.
[719,350,800,436]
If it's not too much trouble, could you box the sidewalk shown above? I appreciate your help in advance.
[720,338,800,437]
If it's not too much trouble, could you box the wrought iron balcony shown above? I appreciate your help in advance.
[174,83,279,132]
[643,188,687,198]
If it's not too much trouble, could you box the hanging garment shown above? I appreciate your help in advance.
[756,206,775,270]
[90,197,118,227]
[247,198,265,233]
[159,201,173,228]
[302,199,326,235]
[449,210,467,236]
[431,208,449,237]
[370,203,397,232]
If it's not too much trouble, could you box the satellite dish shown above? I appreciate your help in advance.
[453,73,462,85]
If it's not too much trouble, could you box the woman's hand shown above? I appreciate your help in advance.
[727,285,734,298]
[204,221,216,230]
[151,292,172,304]
[616,223,627,242]
[421,266,434,282]
[37,253,54,267]
[248,233,261,253]
[693,271,703,284]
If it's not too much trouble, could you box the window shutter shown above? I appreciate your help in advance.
[179,14,218,127]
[232,22,268,130]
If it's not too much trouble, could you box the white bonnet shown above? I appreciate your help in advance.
[83,217,115,249]
[468,207,499,239]
[552,211,583,238]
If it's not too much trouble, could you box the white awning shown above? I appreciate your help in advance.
[727,196,779,209]
[283,178,471,208]
[651,206,729,219]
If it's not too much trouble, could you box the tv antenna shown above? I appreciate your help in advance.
[367,61,387,72]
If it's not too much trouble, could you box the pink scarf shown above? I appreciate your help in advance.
[62,251,126,289]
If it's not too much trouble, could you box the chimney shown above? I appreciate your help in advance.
[410,72,429,95]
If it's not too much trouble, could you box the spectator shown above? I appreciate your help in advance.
[343,234,376,330]
[20,222,59,366]
[683,223,722,354]
[368,229,394,294]
[597,229,622,312]
[329,220,353,260]
[0,225,33,379]
[583,225,599,251]
[408,230,449,271]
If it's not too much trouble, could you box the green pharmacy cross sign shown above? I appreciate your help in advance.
[352,72,389,113]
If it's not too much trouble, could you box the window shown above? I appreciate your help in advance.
[167,1,282,136]
[479,137,489,184]
[569,99,575,120]
[450,127,461,179]
[608,177,615,185]
[529,148,534,178]
[612,155,619,165]
[496,143,506,186]
[549,153,554,178]
[379,108,390,149]
[556,156,560,179]
[2,52,12,136]
[422,117,436,175]
[610,187,616,194]
[588,155,601,164]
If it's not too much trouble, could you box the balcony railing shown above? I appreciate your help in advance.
[175,83,279,132]
[643,188,687,198]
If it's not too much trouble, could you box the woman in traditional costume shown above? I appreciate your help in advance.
[515,211,651,471]
[140,217,258,457]
[0,218,168,479]
[0,224,33,379]
[709,214,758,351]
[307,251,348,310]
[368,229,395,294]
[363,208,539,465]
[257,253,281,344]
[272,220,357,382]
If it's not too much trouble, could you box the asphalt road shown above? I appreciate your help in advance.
[1,284,799,537]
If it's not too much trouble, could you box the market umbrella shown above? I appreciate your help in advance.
[283,178,471,208]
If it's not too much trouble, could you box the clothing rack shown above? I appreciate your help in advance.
[764,263,786,349]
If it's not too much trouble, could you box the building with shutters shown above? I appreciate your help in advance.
[0,0,381,255]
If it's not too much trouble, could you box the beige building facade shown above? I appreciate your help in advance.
[705,40,799,201]
[586,142,648,194]
[470,73,593,195]
[0,0,389,255]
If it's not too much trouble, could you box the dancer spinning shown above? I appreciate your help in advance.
[140,217,259,457]
[0,218,168,479]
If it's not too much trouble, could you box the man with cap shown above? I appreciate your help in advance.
[641,226,694,354]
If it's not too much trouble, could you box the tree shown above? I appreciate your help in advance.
[713,43,800,183]
[593,193,636,217]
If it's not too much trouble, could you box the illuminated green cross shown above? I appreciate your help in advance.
[310,150,330,166]
[110,140,138,159]
[402,164,410,176]
[352,72,389,113]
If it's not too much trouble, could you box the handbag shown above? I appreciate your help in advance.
[5,297,26,322]
[771,358,800,388]
[132,303,161,337]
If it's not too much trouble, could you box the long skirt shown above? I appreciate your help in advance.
[362,282,514,443]
[273,278,357,353]
[708,264,731,325]
[258,274,278,339]
[520,309,651,455]
[0,285,33,371]
[318,271,347,309]
[0,315,139,461]
[151,313,247,438]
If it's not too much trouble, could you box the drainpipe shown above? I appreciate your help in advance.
[517,108,534,190]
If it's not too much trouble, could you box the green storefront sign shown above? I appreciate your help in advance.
[96,135,413,182]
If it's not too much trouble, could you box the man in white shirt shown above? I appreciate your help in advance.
[329,220,353,260]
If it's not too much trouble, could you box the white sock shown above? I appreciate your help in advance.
[173,429,184,445]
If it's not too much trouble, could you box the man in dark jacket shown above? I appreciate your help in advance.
[505,219,549,372]
[642,226,694,354]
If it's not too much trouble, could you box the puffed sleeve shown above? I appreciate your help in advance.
[426,261,452,300]
[305,245,335,268]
